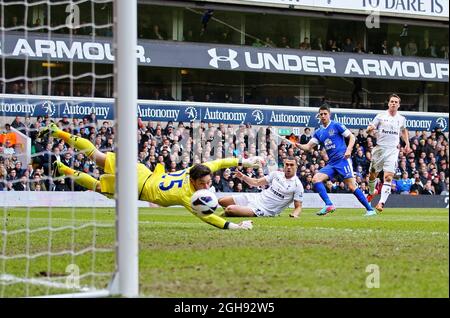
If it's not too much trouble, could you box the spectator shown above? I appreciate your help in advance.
[440,45,449,59]
[354,165,365,179]
[23,116,36,138]
[299,37,311,50]
[11,116,25,132]
[224,179,235,193]
[211,174,223,192]
[279,36,291,48]
[420,169,431,185]
[312,37,324,51]
[356,129,367,147]
[10,16,19,27]
[7,169,18,183]
[235,182,243,193]
[263,37,276,48]
[421,180,435,195]
[5,181,14,191]
[30,174,47,191]
[61,151,73,168]
[252,38,263,47]
[434,126,447,142]
[439,160,448,177]
[200,9,214,35]
[441,177,450,195]
[0,165,7,191]
[342,38,354,53]
[404,39,418,56]
[330,40,340,52]
[150,24,165,40]
[360,182,369,194]
[33,18,42,27]
[392,41,402,56]
[423,138,436,156]
[13,175,29,191]
[353,148,367,170]
[410,177,423,195]
[396,153,407,170]
[354,41,365,53]
[53,176,68,191]
[428,41,438,58]
[14,161,25,177]
[335,181,349,193]
[396,172,413,194]
[431,175,443,195]
[304,183,314,193]
[325,39,334,51]
[51,145,62,164]
[300,128,312,145]
[325,180,335,193]
[410,130,421,144]
[379,40,389,55]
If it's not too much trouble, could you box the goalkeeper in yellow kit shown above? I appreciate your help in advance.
[39,123,262,230]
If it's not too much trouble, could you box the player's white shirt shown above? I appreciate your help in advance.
[370,111,406,148]
[258,171,304,214]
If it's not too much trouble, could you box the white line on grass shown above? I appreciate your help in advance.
[0,273,99,291]
[263,225,449,237]
[137,221,449,236]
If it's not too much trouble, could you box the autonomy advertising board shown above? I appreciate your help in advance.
[0,96,448,132]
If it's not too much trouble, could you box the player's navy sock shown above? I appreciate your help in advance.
[314,182,333,206]
[353,188,373,211]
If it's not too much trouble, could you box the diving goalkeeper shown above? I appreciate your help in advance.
[39,123,263,230]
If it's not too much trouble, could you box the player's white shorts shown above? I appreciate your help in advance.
[232,194,279,217]
[369,146,399,174]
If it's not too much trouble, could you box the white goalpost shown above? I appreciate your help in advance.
[0,0,138,297]
[114,0,138,298]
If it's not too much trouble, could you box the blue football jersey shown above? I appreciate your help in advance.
[311,121,351,163]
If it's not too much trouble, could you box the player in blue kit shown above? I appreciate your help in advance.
[296,104,376,216]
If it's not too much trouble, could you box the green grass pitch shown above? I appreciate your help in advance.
[1,207,448,298]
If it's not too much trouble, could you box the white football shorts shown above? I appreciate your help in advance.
[369,146,399,174]
[232,193,278,217]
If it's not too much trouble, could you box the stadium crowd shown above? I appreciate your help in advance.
[0,115,449,196]
[6,12,449,60]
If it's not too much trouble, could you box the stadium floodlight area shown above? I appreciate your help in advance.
[0,0,138,297]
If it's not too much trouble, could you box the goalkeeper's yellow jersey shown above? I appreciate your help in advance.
[139,157,239,229]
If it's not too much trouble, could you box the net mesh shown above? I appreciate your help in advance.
[0,0,116,297]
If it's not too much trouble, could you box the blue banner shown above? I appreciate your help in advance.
[0,96,448,132]
[1,32,448,82]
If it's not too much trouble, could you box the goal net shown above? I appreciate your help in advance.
[0,0,138,297]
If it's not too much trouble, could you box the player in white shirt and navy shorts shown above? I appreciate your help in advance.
[366,94,411,212]
[218,156,304,218]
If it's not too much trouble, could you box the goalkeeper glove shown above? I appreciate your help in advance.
[241,156,265,169]
[239,220,253,230]
[228,220,253,230]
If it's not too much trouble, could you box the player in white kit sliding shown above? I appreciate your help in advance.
[366,94,411,212]
[218,156,304,218]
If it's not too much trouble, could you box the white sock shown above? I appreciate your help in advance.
[379,183,391,204]
[368,179,377,194]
